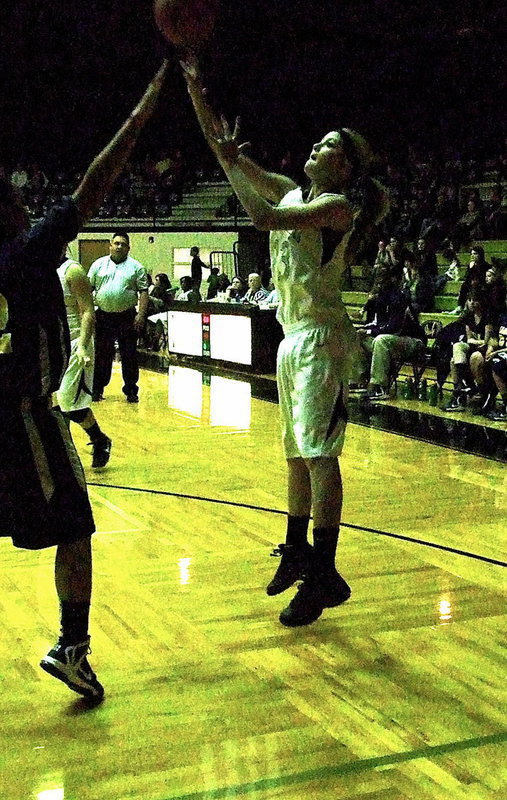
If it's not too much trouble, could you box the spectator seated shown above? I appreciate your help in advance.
[225,276,246,302]
[401,251,435,314]
[352,269,428,400]
[485,309,507,420]
[444,292,495,412]
[242,273,269,305]
[175,276,201,303]
[147,272,175,314]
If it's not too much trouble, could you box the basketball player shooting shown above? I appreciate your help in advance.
[180,50,389,627]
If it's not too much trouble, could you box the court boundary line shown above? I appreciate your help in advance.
[164,730,507,800]
[349,417,507,464]
[87,482,507,568]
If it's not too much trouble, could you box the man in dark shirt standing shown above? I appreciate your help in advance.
[190,245,209,292]
[0,61,167,702]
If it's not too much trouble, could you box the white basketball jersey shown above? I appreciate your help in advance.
[269,187,355,341]
[57,260,82,341]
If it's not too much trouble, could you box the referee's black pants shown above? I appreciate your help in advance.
[93,308,139,398]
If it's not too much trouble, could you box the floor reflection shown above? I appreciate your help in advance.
[141,353,506,463]
[178,556,192,586]
[34,773,65,800]
[37,789,64,800]
[167,365,252,430]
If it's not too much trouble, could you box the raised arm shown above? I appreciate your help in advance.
[73,61,168,225]
[181,57,295,204]
[226,168,352,231]
[206,117,353,232]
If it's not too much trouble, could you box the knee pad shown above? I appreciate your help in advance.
[64,408,89,424]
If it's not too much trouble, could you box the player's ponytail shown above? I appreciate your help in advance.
[338,129,390,270]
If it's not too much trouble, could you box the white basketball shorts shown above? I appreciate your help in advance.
[56,338,94,412]
[276,324,351,459]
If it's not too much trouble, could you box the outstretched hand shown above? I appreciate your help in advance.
[180,51,201,84]
[208,114,248,164]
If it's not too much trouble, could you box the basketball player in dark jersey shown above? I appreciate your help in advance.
[0,61,167,701]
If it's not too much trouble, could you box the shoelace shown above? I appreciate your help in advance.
[63,640,92,664]
[66,642,95,679]
[67,640,89,653]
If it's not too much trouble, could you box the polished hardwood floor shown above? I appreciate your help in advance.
[1,363,505,800]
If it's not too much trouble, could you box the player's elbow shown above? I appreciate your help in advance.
[252,208,276,231]
[72,187,96,228]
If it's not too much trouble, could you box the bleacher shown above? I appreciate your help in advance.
[343,289,462,328]
[345,241,507,317]
[166,182,250,229]
[81,181,249,232]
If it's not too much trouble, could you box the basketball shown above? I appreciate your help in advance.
[153,0,219,49]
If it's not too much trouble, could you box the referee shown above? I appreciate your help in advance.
[89,232,149,403]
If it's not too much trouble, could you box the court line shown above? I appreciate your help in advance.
[165,730,507,800]
[87,482,507,568]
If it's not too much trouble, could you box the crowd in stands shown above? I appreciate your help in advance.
[3,142,506,234]
[376,145,507,249]
[335,145,507,421]
[4,149,221,221]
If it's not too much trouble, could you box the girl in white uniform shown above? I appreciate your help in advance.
[57,259,95,410]
[56,258,112,469]
[183,60,388,626]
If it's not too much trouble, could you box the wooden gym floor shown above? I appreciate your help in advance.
[0,362,505,800]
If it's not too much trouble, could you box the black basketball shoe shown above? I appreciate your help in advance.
[91,435,112,469]
[266,543,313,596]
[279,570,351,627]
[40,637,104,701]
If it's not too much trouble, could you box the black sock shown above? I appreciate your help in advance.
[60,601,90,644]
[87,422,104,444]
[455,363,474,391]
[312,527,339,573]
[286,515,310,547]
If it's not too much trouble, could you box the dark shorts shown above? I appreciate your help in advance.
[0,398,95,549]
